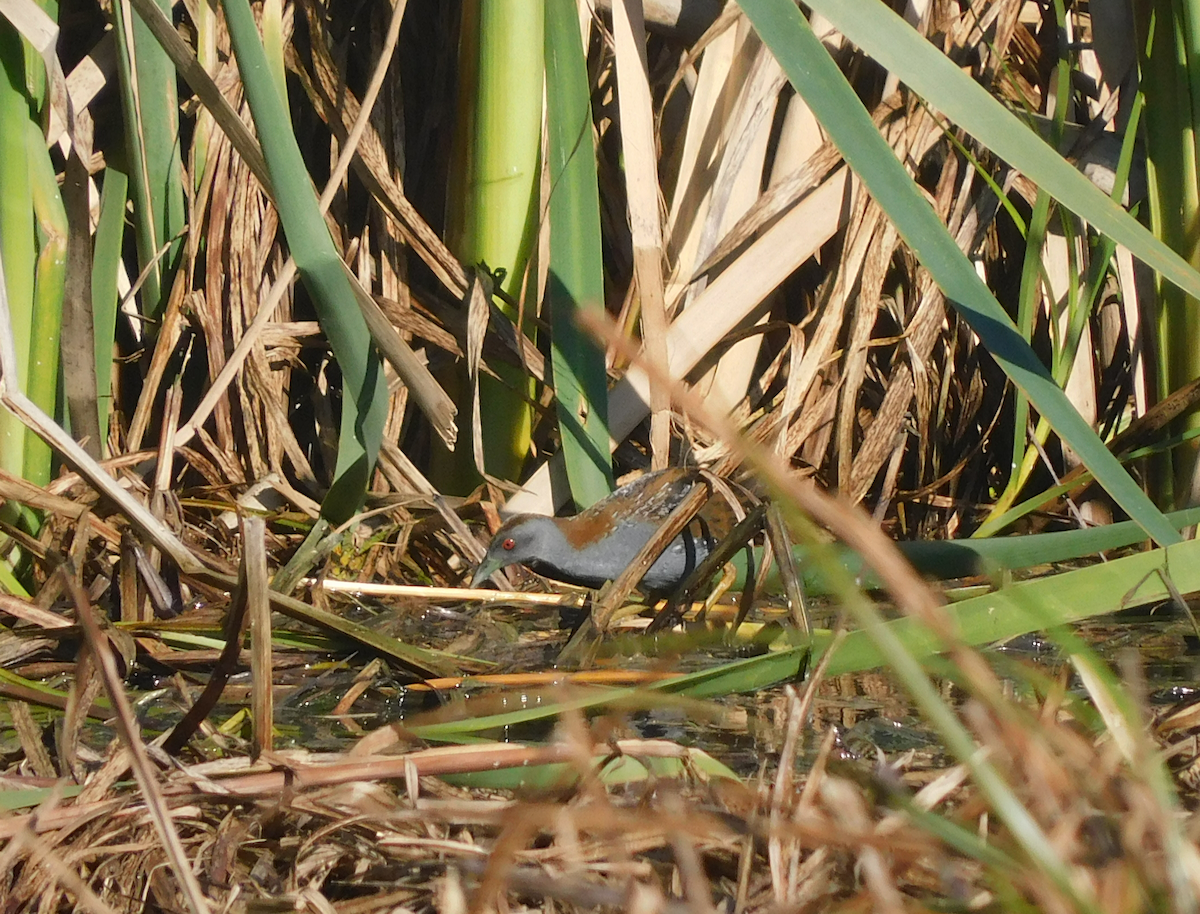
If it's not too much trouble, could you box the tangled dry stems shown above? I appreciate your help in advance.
[0,476,1198,912]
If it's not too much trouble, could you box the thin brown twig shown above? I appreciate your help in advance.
[245,516,272,758]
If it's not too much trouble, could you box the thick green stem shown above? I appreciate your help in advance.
[439,0,544,491]
[0,22,36,481]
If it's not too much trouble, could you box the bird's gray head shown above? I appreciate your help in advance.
[469,515,562,588]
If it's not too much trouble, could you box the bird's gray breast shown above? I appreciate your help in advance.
[585,520,712,592]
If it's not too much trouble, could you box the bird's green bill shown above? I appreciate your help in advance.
[470,556,505,589]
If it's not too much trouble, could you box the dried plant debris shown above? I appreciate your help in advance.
[0,456,1198,911]
[0,644,1198,913]
[0,0,1195,911]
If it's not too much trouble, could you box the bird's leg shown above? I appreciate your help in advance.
[695,562,739,623]
[590,484,710,632]
[648,502,767,634]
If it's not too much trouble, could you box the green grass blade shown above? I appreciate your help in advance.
[25,118,65,487]
[110,0,185,319]
[0,553,28,596]
[982,94,1143,529]
[90,164,128,454]
[220,0,388,525]
[659,648,810,699]
[0,20,35,483]
[0,667,108,714]
[739,0,1179,545]
[259,0,287,106]
[821,536,1200,676]
[0,784,83,812]
[1140,2,1200,504]
[899,505,1200,571]
[410,649,810,743]
[724,505,1200,593]
[1005,0,1070,498]
[409,688,645,741]
[1007,187,1053,501]
[974,373,1184,541]
[412,540,1200,741]
[439,746,740,790]
[544,1,614,507]
[405,538,1200,754]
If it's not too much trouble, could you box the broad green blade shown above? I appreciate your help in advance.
[821,536,1200,675]
[221,0,388,525]
[0,784,83,812]
[26,118,65,487]
[0,16,66,497]
[738,0,1179,546]
[407,537,1200,749]
[544,1,614,507]
[0,20,35,483]
[440,745,740,790]
[801,0,1200,306]
[735,505,1200,594]
[1141,1,1200,504]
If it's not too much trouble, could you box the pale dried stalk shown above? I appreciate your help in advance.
[665,17,750,283]
[613,0,672,468]
[507,168,851,516]
[245,516,272,757]
[688,36,784,415]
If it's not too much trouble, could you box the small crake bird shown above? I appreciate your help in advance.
[470,469,735,595]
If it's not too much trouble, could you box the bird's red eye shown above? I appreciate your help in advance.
[502,538,516,551]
